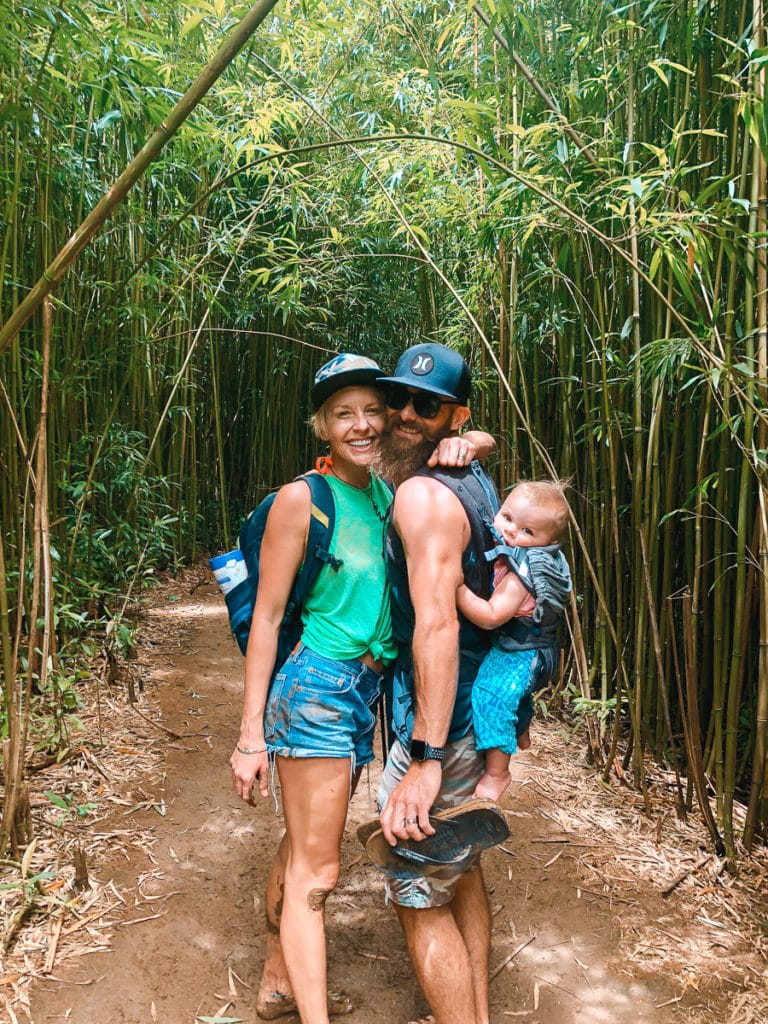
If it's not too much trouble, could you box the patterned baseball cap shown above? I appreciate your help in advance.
[377,343,471,403]
[311,353,383,410]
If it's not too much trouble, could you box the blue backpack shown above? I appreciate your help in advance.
[214,473,341,669]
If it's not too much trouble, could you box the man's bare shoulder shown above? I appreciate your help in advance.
[393,473,468,537]
[396,473,464,508]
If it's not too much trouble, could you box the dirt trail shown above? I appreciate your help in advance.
[27,579,766,1024]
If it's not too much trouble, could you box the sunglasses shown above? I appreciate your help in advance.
[384,384,457,420]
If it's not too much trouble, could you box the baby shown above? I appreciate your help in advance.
[457,481,572,800]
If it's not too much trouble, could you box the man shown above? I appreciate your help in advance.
[374,342,500,1024]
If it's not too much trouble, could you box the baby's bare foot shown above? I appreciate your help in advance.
[473,771,511,801]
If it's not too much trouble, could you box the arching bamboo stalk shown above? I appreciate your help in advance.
[0,0,281,356]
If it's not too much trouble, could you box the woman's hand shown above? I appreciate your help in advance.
[230,746,270,803]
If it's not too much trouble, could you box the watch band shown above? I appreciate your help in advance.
[409,739,446,763]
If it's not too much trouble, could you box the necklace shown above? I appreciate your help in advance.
[365,480,388,522]
[329,465,388,522]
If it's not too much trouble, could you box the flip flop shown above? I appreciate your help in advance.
[362,799,509,879]
[256,989,353,1020]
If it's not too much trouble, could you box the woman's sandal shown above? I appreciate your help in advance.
[359,799,509,879]
[257,990,353,1020]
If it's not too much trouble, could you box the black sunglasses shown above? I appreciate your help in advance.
[384,384,457,420]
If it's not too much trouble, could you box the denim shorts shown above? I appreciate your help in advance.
[264,643,383,766]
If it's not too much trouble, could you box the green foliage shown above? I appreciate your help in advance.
[1,0,767,855]
[43,790,97,825]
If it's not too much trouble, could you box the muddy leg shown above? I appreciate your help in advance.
[256,834,293,1018]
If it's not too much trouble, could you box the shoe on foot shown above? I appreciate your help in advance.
[361,799,509,879]
[257,990,353,1020]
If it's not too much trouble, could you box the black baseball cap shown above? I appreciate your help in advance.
[377,343,471,403]
[311,353,384,410]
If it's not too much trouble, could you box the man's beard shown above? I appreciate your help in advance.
[373,427,443,487]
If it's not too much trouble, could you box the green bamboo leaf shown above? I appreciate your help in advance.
[196,1017,243,1023]
[181,10,211,38]
[648,247,662,281]
[44,792,70,811]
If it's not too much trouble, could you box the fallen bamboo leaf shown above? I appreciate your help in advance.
[543,849,564,869]
[2,993,20,1024]
[44,910,66,974]
[227,968,251,990]
[21,840,37,880]
[195,1017,243,1023]
[490,936,535,983]
[533,980,539,1010]
[123,913,163,926]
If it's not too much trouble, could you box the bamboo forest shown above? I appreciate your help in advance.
[1,0,768,1016]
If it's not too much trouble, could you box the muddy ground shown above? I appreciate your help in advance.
[23,575,768,1024]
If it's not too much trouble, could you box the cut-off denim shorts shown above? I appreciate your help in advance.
[264,642,382,767]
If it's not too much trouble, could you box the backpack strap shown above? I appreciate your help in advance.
[415,461,501,597]
[285,473,341,618]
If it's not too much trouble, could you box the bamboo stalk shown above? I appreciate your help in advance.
[0,0,281,356]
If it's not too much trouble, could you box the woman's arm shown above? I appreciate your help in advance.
[230,479,310,802]
[456,568,528,629]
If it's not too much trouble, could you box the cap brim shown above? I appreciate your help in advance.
[312,369,383,410]
[376,374,461,401]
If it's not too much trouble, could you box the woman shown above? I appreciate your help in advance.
[230,352,490,1023]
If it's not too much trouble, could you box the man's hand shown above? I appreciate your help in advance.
[427,435,477,468]
[380,760,443,845]
[427,430,496,467]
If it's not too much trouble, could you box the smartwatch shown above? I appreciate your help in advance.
[409,739,446,764]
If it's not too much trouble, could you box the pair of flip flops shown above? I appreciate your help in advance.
[358,798,509,880]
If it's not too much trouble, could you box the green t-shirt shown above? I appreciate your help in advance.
[300,473,397,665]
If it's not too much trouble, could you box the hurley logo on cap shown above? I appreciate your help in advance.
[410,352,434,376]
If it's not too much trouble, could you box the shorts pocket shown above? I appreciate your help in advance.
[296,655,358,695]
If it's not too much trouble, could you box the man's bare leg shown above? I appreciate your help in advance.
[395,865,491,1024]
[395,902,478,1024]
[451,867,491,1024]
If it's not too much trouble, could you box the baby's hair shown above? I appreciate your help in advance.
[507,479,571,538]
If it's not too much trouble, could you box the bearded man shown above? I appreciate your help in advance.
[373,343,501,1024]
